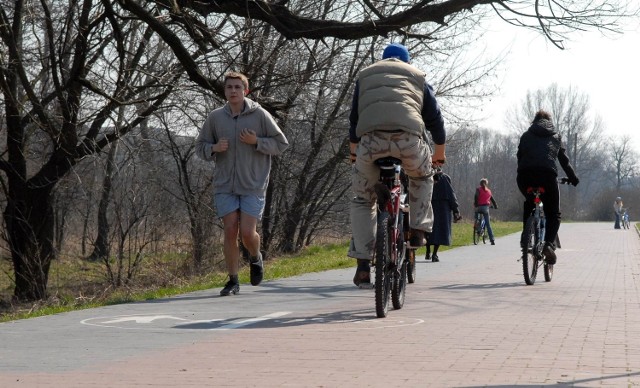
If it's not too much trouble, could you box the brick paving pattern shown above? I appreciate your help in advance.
[1,222,639,387]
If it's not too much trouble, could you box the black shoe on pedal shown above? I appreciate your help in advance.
[353,260,371,287]
[249,252,264,286]
[409,229,427,247]
[220,280,239,296]
[543,242,557,265]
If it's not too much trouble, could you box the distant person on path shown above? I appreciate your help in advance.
[426,170,461,262]
[516,109,579,265]
[196,72,289,296]
[474,178,498,245]
[348,42,446,287]
[614,197,624,229]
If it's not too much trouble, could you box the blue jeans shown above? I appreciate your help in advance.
[476,205,495,242]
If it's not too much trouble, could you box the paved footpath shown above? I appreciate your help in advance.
[1,222,640,387]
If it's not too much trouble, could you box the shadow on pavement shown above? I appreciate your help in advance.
[458,370,640,387]
[433,282,523,290]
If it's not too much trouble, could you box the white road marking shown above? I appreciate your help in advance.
[102,315,188,324]
[211,311,292,330]
[80,312,292,330]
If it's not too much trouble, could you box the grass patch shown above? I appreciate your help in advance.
[1,221,521,322]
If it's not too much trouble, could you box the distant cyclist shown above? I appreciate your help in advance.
[473,178,498,245]
[516,109,579,265]
[348,42,446,287]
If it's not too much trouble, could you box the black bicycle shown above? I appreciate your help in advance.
[372,157,416,318]
[520,178,568,285]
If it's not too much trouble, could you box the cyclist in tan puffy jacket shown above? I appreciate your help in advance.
[348,43,446,287]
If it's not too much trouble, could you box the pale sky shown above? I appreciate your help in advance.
[477,20,640,151]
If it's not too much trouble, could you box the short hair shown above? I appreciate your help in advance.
[533,109,552,121]
[224,72,249,90]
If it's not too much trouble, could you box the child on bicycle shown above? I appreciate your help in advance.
[473,178,498,245]
[516,109,579,265]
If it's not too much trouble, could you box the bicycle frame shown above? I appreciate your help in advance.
[375,162,405,266]
[373,157,410,318]
[529,189,546,253]
[474,212,486,233]
[521,186,547,285]
[473,211,487,245]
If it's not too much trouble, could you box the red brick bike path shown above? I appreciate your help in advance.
[1,222,639,387]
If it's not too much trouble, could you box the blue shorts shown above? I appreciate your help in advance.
[214,193,265,220]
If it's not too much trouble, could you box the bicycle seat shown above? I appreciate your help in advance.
[374,157,402,167]
[526,186,545,194]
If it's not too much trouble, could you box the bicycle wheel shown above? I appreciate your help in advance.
[403,211,417,284]
[472,222,479,245]
[522,216,539,285]
[482,224,487,244]
[392,255,407,310]
[375,211,392,318]
[544,262,553,282]
[406,248,416,283]
[392,212,407,309]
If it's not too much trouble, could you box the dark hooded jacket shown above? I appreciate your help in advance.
[517,118,577,180]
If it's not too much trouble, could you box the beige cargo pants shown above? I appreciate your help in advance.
[348,130,434,261]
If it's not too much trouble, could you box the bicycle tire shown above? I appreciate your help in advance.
[406,248,416,283]
[544,262,553,282]
[375,211,392,318]
[482,225,487,244]
[392,256,407,310]
[402,211,417,284]
[392,212,407,309]
[472,222,479,245]
[522,216,538,285]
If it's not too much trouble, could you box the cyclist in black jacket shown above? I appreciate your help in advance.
[516,110,579,265]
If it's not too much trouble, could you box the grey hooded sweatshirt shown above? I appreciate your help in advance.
[196,98,289,196]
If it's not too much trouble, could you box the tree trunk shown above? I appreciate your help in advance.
[4,185,56,301]
[190,217,205,271]
[87,144,117,261]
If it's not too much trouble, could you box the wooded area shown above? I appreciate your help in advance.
[1,0,638,301]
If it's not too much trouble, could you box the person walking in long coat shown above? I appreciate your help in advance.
[426,170,461,262]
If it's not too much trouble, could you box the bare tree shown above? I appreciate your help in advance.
[119,1,636,46]
[1,0,635,301]
[86,142,118,262]
[608,135,638,190]
[0,1,184,300]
